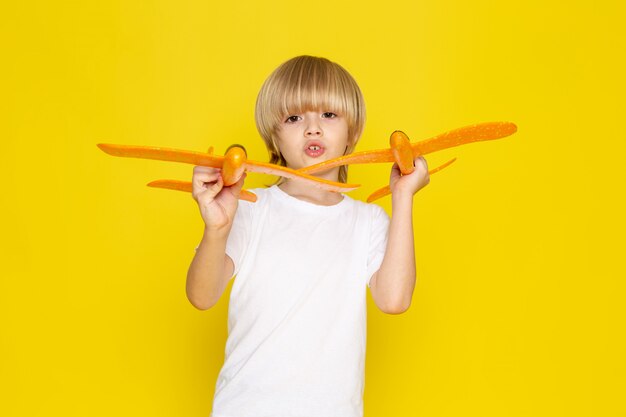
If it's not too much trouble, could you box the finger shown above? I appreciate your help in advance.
[420,158,430,185]
[192,173,221,200]
[415,156,428,171]
[413,155,428,169]
[228,172,247,197]
[207,173,224,196]
[193,171,221,186]
[194,174,223,202]
[193,165,221,175]
[390,163,401,180]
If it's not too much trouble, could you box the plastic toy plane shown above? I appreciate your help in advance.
[96,143,360,202]
[298,121,518,202]
[97,121,517,203]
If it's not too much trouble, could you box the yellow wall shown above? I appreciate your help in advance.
[1,1,624,416]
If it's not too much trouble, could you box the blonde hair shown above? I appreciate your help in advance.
[255,55,366,185]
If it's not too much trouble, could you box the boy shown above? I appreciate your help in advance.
[187,55,429,417]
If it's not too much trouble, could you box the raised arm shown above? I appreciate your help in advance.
[187,229,235,310]
[186,167,245,310]
[369,156,430,314]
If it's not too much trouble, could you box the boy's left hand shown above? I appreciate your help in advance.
[389,156,430,197]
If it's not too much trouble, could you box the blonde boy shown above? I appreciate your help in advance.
[187,55,429,417]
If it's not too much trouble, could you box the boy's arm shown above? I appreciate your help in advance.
[186,227,234,311]
[187,167,245,311]
[369,191,416,315]
[369,156,430,315]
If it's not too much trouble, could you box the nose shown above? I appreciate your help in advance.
[304,116,322,137]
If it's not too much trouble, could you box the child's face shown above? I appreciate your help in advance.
[275,109,350,175]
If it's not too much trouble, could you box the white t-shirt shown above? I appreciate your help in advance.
[210,184,390,417]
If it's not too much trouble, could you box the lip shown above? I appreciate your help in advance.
[304,140,325,158]
[303,140,325,151]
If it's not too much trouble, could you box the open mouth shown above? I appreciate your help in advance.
[304,141,325,157]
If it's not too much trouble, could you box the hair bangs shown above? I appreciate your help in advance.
[281,68,348,117]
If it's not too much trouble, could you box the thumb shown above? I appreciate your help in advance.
[389,163,401,181]
[230,172,247,197]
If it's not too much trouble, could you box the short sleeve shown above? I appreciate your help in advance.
[366,204,390,288]
[225,201,253,277]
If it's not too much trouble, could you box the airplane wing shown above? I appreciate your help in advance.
[147,179,258,202]
[97,143,359,192]
[97,143,224,168]
[297,148,394,175]
[366,157,457,203]
[244,160,359,192]
[410,121,517,155]
[299,122,517,175]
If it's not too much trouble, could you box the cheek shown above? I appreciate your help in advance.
[335,122,349,137]
[275,141,298,160]
[334,124,350,144]
[274,132,290,151]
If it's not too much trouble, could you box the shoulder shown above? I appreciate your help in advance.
[239,186,273,208]
[350,197,389,220]
[231,186,272,222]
[340,197,390,234]
[246,185,273,195]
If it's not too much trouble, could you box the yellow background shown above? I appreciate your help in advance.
[1,1,624,416]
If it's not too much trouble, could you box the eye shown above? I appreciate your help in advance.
[322,112,337,119]
[285,115,301,123]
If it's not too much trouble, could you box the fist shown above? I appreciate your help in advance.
[191,166,246,231]
[389,156,430,197]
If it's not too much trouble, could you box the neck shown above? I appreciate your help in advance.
[278,168,344,206]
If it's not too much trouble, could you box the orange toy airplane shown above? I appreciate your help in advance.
[97,121,517,203]
[96,143,360,202]
[299,121,518,202]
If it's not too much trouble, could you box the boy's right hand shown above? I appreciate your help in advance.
[191,166,246,232]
